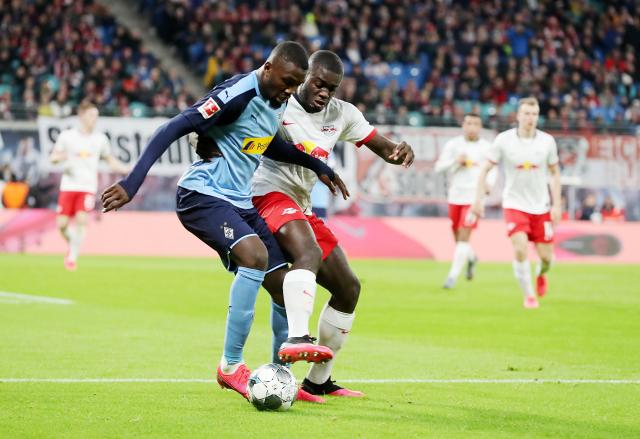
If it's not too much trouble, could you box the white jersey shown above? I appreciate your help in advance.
[487,128,559,214]
[252,96,375,214]
[435,135,492,204]
[53,128,111,194]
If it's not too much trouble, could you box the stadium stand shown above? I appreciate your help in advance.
[137,0,640,130]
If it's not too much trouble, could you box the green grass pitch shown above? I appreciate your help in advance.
[1,254,639,438]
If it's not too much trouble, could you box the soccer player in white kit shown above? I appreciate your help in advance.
[435,113,494,289]
[472,97,561,309]
[49,101,128,270]
[251,50,414,400]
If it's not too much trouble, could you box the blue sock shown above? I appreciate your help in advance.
[222,267,265,365]
[270,301,289,365]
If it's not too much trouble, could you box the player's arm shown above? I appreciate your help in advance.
[49,132,68,164]
[101,114,193,212]
[548,163,561,224]
[364,133,414,168]
[471,160,496,218]
[263,133,350,200]
[434,141,460,173]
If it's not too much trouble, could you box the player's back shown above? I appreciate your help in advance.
[179,71,285,209]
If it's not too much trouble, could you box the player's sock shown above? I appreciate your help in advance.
[447,241,470,280]
[68,225,85,262]
[270,301,288,364]
[536,259,551,276]
[283,269,317,338]
[222,267,265,368]
[306,303,354,385]
[512,260,534,296]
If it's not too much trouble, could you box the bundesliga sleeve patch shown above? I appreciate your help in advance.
[197,97,221,119]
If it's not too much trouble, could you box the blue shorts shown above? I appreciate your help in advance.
[176,187,287,273]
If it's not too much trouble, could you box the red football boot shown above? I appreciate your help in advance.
[278,335,333,364]
[216,363,251,399]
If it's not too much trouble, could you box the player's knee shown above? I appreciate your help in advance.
[294,243,322,272]
[237,248,269,271]
[342,277,361,312]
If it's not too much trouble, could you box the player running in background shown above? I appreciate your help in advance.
[100,42,348,399]
[252,50,414,399]
[49,101,128,271]
[435,113,495,289]
[472,97,561,309]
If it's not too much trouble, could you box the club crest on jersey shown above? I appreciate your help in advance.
[197,97,220,119]
[321,125,337,136]
[241,136,273,154]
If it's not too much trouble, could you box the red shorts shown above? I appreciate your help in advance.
[253,192,338,260]
[448,204,478,231]
[503,208,554,243]
[57,191,95,217]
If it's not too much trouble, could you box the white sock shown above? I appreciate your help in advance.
[512,260,534,297]
[219,356,242,374]
[447,242,470,280]
[307,304,354,385]
[283,269,317,338]
[68,225,85,262]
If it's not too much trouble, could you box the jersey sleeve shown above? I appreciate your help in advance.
[52,130,69,153]
[547,135,559,166]
[486,134,503,164]
[338,101,377,146]
[99,134,112,160]
[434,139,458,173]
[182,87,254,135]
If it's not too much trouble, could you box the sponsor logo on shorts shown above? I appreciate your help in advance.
[282,208,298,215]
[241,136,273,154]
[223,226,234,240]
[197,97,220,119]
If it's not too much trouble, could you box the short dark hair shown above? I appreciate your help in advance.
[309,50,343,76]
[268,41,309,70]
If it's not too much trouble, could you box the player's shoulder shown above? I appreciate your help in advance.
[330,98,364,119]
[209,72,258,105]
[535,129,556,143]
[444,135,464,147]
[495,128,517,142]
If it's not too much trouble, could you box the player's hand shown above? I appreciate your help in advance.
[471,200,484,218]
[319,171,350,200]
[388,141,415,168]
[550,204,562,225]
[101,183,130,212]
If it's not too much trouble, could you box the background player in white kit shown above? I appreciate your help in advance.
[49,101,128,270]
[251,50,414,399]
[435,113,494,289]
[472,97,561,309]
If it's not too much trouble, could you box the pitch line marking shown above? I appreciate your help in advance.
[0,291,74,305]
[0,378,638,384]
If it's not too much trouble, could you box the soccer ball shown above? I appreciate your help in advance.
[247,363,298,411]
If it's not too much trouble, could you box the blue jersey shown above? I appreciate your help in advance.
[179,71,285,209]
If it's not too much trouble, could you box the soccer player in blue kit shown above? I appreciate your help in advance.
[101,42,348,400]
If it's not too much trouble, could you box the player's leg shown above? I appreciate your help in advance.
[56,191,75,270]
[510,231,537,308]
[444,205,477,288]
[176,188,267,397]
[302,244,364,397]
[532,212,554,297]
[253,193,330,363]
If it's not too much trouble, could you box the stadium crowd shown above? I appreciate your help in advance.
[0,0,193,120]
[137,0,640,129]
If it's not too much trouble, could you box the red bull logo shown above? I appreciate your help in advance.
[515,161,539,170]
[294,140,329,160]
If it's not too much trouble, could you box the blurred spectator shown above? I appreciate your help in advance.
[578,193,598,221]
[600,196,625,221]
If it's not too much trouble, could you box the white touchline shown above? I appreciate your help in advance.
[0,378,638,384]
[0,291,74,305]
